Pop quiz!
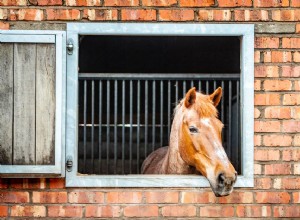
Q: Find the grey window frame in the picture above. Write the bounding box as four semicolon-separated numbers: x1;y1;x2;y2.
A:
66;23;254;187
0;30;66;177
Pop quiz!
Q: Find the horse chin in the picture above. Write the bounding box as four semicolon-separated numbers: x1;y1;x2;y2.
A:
211;186;234;197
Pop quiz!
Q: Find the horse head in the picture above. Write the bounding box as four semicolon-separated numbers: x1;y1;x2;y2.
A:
179;87;237;196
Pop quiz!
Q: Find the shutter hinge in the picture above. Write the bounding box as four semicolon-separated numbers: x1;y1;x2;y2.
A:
66;156;73;172
66;39;74;55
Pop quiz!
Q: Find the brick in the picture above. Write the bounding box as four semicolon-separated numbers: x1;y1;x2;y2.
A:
254;121;280;132
0;21;9;29
293;192;300;203
0;0;26;6
143;0;177;6
254;149;280;161
107;192;142;203
181;192;216;203
48;206;83;218
282;149;300;161
11;205;46;217
0;9;8;19
83;9;118;20
32;192;67;203
0;179;8;189
35;0;62;5
265;164;291;175
283;94;300;105
255;24;295;33
274;206;300;217
200;206;234;217
162;205;196;217
282;37;300;48
294;51;300;62
254;80;261;90
145;191;178;203
235;10;268;21
263;51;271;63
292;107;300;119
218;0;252;7
49;178;65;189
46;9;80;20
254;51;260;63
219;192;253;203
159;10;194;21
294;163;300;174
255;192;290;203
10;179;46;189
255;66;279;77
121;9;156;21
254;163;262;174
272;10;300;21
265;107;291;119
236;205;271;217
255;178;272;189
296;80;300;91
124;205;159;217
254;93;280;106
104;0;139;6
297;24;300;33
295;135;300;146
281;178;300;189
254;0;289;7
86;205;121;218
254;108;261;118
67;0;101;6
0;206;8;217
282;66;300;77
180;0;214;7
254;135;261;146
255;37;279;48
0;192;29;203
271;51;292;63
282;120;300;132
263;135;292;146
198;10;231;21
263;80;292;91
69;191;104;203
291;0;300;6
9;9;43;21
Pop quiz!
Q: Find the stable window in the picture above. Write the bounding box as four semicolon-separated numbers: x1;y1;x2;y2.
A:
66;23;254;187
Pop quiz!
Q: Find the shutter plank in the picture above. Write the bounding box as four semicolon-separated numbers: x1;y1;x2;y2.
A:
0;44;14;165
13;44;36;165
36;44;56;165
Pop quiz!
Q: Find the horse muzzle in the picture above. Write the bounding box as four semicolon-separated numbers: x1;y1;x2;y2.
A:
211;172;237;197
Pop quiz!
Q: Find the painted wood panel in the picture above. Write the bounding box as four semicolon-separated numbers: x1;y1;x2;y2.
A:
0;44;14;165
36;44;56;165
13;44;36;165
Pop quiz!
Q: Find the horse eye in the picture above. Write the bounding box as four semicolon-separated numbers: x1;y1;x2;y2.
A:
189;126;198;133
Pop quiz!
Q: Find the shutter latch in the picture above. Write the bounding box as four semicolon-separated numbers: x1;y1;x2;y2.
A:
66;156;73;172
66;39;74;55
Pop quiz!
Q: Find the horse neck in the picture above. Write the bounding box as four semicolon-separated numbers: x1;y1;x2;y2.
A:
162;105;192;174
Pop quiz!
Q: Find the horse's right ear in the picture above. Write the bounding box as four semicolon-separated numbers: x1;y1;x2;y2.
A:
185;87;197;108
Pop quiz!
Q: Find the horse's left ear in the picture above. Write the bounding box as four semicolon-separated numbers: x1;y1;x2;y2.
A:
210;87;222;107
185;87;197;108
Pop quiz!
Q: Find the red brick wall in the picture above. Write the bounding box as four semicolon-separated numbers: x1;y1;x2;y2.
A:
0;0;299;218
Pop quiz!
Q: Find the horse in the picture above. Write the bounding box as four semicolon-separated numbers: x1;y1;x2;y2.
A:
141;87;237;197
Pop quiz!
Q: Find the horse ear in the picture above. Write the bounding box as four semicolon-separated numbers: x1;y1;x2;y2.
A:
210;87;222;107
185;87;197;108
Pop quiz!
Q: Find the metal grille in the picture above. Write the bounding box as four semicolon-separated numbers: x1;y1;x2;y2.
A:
78;74;240;175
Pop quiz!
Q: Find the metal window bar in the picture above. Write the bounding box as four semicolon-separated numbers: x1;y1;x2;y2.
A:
78;73;240;175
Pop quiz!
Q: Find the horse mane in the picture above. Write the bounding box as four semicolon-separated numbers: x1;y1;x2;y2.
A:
173;92;218;118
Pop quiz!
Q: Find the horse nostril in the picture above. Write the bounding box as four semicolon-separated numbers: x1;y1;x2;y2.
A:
218;173;225;186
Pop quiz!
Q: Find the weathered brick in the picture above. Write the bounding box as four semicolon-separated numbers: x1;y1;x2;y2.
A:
254;121;280;132
263;80;292;91
255;178;272;189
297;24;300;33
265;164;291;175
282;66;300;77
256;192;290;203
271;51;292;63
274;206;300;217
254;108;261;118
124;205;159;217
0;206;8;217
254;135;261;146
254;80;261;90
255;24;295;33
254;163;262;175
198;10;231;21
143;0;177;6
162;205;196;217
0;9;8;19
254;51;260;63
10;179;47;189
293;51;300;62
272;10;300;21
0;192;29;203
32;192;67;203
200;206;234;217
295;80;300;91
280;178;300;189
180;0;214;7
181;192;216;203
35;0;62;5
11;205;46;217
218;0;252;7
0;21;9;29
283;94;300;105
121;9;156;21
293;192;300;203
104;0;139;6
263;135;292;146
48;206;83;218
254;149;280;161
159;10;194;21
254;93;280;106
9;9;44;21
49;179;65;189
264;107;291;119
294;163;300;175
255;37;279;48
282;120;300;132
254;0;289;7
145;191;179;203
255;66;279;77
291;0;300;6
0;0;26;6
66;0;101;6
263;51;271;63
69;191;104;203
235;10;268;21
282;149;300;161
236;205;271;217
83;9;118;20
295;135;300;146
219;192;253;203
107;192;142;203
85;205;121;218
46;9;80;20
